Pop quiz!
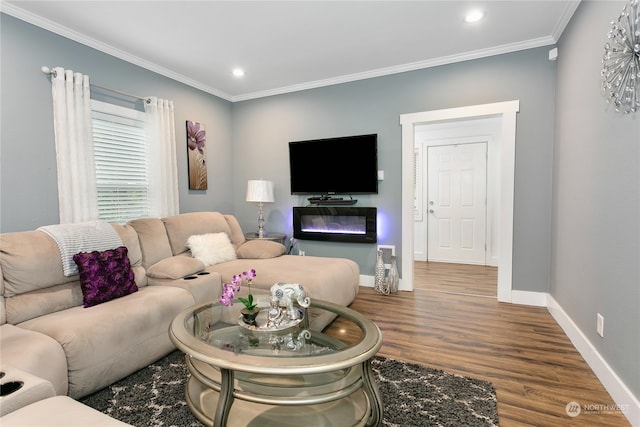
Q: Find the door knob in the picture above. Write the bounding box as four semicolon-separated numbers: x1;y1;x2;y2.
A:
429;209;434;214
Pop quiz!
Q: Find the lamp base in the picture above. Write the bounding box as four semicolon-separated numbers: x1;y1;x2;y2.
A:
257;202;265;238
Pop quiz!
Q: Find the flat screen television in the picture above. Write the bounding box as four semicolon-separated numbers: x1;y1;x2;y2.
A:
289;134;378;195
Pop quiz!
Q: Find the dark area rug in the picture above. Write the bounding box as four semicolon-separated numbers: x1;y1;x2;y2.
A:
81;350;499;427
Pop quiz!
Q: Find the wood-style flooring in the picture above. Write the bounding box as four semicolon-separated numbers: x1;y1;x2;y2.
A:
325;261;631;427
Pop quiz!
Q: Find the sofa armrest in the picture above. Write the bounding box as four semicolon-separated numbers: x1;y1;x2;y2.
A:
147;271;221;305
146;255;205;279
0;365;56;416
236;240;286;259
0;324;68;396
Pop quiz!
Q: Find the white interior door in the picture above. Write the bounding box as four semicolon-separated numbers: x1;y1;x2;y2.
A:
427;142;487;264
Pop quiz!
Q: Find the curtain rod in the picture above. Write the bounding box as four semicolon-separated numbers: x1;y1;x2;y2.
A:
41;66;150;104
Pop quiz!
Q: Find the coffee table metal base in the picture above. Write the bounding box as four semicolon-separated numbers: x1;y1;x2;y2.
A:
184;356;382;427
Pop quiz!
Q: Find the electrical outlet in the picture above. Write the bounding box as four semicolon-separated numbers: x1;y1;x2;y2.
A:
377;245;395;268
596;313;604;337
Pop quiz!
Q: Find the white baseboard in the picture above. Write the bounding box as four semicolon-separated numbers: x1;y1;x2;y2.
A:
547;294;640;427
511;290;548;307
360;274;411;291
360;275;374;287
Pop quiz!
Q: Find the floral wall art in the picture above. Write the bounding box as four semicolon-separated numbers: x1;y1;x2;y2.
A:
186;120;207;190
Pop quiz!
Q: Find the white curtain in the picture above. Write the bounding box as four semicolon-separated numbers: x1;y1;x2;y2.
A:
50;67;98;224
145;97;179;217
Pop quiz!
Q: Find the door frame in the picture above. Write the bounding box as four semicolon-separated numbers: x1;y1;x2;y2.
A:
400;101;519;302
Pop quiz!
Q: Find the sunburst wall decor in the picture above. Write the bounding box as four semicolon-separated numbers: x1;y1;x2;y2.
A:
601;0;640;114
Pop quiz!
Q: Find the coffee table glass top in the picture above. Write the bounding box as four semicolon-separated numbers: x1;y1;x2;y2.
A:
170;298;382;374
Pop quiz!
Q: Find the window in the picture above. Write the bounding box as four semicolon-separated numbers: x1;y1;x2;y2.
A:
91;100;149;223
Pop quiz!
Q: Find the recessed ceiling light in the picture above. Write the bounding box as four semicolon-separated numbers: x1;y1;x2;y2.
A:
232;68;245;78
464;10;484;23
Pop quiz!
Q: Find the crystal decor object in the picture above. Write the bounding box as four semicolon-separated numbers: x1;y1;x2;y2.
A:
601;0;640;113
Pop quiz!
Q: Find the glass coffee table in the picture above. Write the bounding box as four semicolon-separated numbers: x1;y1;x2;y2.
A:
169;298;383;427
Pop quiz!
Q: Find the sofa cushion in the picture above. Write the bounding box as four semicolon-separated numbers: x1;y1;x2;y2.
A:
127;217;173;269
146;255;205;279
18;286;194;399
223;214;247;249
0;231;74;297
73;247;138;308
236;240;286;259
163;212;232;255
111;224;143;269
112;223;147;288
5;282;83;325
187;233;237;266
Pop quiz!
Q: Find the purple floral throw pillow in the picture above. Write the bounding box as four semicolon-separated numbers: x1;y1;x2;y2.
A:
73;246;138;308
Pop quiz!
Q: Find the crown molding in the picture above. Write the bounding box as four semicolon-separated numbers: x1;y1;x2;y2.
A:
231;36;557;102
551;0;581;42
2;1;570;104
1;2;234;101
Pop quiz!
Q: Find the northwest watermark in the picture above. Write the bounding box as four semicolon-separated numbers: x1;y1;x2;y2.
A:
565;401;629;417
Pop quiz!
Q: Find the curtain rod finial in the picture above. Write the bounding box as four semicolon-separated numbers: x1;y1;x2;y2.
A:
41;66;51;74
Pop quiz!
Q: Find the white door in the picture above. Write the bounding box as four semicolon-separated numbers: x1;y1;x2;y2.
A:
427;142;487;264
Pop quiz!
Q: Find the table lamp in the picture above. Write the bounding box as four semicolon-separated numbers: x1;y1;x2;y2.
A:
246;180;275;238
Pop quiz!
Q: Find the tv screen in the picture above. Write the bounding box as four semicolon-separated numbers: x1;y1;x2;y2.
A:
289;134;378;195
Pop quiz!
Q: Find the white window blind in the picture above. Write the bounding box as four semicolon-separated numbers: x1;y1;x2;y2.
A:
91;100;149;223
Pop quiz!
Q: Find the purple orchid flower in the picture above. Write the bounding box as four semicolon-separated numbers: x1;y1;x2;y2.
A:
187;121;206;155
243;269;256;282
231;274;242;292
219;283;235;306
218;269;258;311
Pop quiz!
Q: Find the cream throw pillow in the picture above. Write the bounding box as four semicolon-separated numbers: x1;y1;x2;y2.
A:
187;233;237;267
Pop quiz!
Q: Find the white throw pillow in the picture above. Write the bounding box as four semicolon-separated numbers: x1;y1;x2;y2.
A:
187;233;237;267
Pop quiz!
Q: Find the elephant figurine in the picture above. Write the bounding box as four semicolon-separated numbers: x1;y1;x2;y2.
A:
270;283;311;320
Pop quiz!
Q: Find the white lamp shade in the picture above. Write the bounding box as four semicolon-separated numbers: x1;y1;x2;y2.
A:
246;180;275;203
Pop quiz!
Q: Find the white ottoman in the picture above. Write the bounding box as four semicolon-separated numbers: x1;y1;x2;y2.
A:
1;396;133;426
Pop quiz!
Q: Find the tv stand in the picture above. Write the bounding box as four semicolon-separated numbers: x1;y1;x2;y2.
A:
307;196;357;206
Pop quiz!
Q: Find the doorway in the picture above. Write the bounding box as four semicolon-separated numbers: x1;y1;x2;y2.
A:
400;101;520;302
415;136;491;264
427;142;487;263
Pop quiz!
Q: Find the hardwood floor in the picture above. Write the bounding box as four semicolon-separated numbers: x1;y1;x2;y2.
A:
325;262;630;427
413;261;497;298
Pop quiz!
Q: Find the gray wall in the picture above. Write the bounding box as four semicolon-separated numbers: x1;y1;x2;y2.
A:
232;46;557;287
552;1;640;399
0;13;234;232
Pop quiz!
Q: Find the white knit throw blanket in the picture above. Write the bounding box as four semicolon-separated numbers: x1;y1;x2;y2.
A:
38;220;123;276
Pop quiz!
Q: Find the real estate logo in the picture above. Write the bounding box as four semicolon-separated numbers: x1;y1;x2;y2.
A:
565;401;582;417
565;401;629;418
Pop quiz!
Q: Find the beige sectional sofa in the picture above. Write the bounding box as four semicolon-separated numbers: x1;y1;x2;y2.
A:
130;212;360;329
0;211;360;419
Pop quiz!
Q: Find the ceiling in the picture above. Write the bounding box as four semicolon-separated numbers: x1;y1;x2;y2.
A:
2;1;580;102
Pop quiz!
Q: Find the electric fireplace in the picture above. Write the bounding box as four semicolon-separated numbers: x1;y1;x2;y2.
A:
293;207;377;243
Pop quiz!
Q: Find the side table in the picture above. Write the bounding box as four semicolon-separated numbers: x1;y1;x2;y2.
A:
244;232;286;245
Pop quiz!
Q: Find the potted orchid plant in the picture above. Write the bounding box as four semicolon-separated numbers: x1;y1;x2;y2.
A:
219;269;259;324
